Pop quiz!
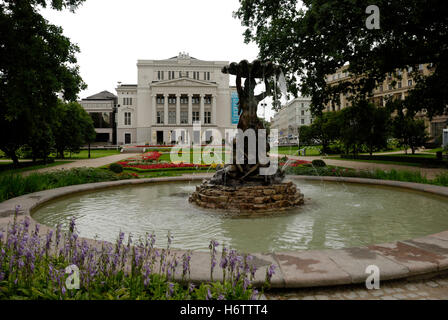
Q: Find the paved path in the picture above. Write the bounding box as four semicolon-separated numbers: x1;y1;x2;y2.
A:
22;153;139;175
266;273;448;300
274;154;447;180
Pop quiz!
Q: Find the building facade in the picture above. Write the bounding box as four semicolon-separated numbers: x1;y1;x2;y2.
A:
325;64;448;142
79;91;117;144
270;97;313;143
116;53;238;145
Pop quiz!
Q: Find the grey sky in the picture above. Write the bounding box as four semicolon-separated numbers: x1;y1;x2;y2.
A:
40;0;279;119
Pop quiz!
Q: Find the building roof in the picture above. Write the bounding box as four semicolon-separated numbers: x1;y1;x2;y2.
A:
84;90;117;100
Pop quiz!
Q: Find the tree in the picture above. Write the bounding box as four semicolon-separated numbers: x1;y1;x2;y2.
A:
297;125;313;146
338;100;391;156
309;112;340;154
235;0;448;117
392;106;429;154
0;0;86;165
53;101;95;158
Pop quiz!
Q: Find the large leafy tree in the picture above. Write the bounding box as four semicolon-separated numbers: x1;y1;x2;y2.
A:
235;0;448;117
0;0;86;165
53;101;95;158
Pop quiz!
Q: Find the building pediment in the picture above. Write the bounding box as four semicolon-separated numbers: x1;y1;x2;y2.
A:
151;78;217;88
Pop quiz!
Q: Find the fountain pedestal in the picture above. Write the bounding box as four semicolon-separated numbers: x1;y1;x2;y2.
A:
189;181;304;214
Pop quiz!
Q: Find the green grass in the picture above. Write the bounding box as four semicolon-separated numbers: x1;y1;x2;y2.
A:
324;156;422;167
53;149;121;160
275;146;322;156
0;161;74;175
0;168;135;203
426;147;444;153
286;165;448;187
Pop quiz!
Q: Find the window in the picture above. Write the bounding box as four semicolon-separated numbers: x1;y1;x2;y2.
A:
157;71;165;80
419;64;424;71
168;96;176;104
124;112;131;126
192;97;200;104
193;71;199;80
388;84;393;90
179;71;182;78
168;111;176;124
301;119;305;125
186;71;189;78
180;96;189;104
123;97;132;105
192;111;200;122
157;111;164;124
204;96;212;104
204;111;211;124
398;81;402;89
156;96;165;104
301;110;305;116
180;111;188;124
204;72;210;81
408;79;413;87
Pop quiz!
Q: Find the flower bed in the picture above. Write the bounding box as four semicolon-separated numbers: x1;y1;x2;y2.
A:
0;213;275;300
118;162;209;170
279;160;312;167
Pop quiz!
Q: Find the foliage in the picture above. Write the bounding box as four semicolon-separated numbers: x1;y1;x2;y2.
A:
0;217;275;300
339;100;391;156
108;163;123;174
0;0;86;165
235;0;448;118
391;101;429;154
285;166;448;187
0;168;133;203
311;160;326;167
308;112;340;154
53;101;96;159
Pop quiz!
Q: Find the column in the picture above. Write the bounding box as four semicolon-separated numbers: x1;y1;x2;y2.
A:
164;94;168;125
176;94;181;125
212;94;217;125
188;94;193;125
200;94;205;125
152;95;156;125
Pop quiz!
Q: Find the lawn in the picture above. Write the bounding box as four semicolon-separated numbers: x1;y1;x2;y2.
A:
0;160;74;175
53;149;121;159
275;146;322;156
324;156;422;167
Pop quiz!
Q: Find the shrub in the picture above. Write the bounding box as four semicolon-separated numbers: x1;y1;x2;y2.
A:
0;168;132;203
312;159;327;167
109;163;123;173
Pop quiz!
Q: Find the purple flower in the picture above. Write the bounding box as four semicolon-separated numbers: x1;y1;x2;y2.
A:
251;289;259;300
188;283;195;293
206;288;212;300
218;294;225;300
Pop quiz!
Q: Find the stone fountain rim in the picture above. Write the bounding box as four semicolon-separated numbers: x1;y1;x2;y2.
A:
1;174;448;289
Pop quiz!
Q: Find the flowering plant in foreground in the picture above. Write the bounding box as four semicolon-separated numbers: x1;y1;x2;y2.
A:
0;208;275;300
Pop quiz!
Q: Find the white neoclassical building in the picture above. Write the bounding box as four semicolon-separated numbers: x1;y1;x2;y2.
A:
270;97;313;143
116;53;238;145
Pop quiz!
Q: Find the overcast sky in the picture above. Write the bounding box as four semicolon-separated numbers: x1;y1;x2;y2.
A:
40;0;279;119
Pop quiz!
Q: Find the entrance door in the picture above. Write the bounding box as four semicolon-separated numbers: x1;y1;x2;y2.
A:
157;131;164;145
125;133;131;144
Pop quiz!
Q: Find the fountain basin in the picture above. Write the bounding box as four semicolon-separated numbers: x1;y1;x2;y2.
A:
2;175;448;289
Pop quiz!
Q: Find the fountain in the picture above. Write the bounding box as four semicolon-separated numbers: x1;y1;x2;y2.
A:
189;60;304;213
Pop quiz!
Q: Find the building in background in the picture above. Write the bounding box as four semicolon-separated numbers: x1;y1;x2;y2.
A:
79;91;118;145
325;64;448;143
270;97;313;144
116;52;238;145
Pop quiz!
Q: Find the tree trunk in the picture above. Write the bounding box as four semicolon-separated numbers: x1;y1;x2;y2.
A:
88;143;91;159
10;152;19;167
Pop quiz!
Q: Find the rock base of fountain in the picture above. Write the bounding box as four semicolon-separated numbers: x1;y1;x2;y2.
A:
189;180;304;213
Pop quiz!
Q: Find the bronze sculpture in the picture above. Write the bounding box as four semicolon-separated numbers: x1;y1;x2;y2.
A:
209;59;285;186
